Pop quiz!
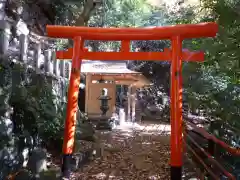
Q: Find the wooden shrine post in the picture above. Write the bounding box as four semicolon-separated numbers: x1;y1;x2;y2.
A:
46;22;218;180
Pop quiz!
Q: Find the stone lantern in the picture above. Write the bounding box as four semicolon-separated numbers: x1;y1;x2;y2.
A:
98;88;111;116
96;88;114;130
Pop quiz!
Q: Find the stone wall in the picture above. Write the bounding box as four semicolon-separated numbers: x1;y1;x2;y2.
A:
0;1;71;178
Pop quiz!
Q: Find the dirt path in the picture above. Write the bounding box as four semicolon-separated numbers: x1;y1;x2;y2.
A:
74;123;171;180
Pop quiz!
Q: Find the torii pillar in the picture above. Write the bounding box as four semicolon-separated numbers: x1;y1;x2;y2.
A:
46;22;218;180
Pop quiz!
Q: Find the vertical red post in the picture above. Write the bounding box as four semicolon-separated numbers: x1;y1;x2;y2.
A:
170;36;183;180
62;36;83;178
121;40;130;52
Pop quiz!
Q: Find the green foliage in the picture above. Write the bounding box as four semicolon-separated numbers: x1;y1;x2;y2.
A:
0;62;60;149
46;0;85;25
0;58;96;154
5;64;66;148
86;0;157;51
179;0;240;131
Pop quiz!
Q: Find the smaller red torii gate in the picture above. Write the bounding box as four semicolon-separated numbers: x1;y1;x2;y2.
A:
46;22;218;180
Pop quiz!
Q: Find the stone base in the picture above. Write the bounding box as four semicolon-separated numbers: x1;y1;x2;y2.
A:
95;117;115;131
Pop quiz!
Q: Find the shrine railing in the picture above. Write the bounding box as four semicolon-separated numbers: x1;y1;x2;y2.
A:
184;120;240;180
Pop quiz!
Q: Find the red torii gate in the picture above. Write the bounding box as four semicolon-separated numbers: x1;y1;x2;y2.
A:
46;22;218;180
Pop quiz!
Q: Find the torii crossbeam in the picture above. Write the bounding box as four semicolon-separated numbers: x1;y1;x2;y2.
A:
56;47;204;61
46;22;218;180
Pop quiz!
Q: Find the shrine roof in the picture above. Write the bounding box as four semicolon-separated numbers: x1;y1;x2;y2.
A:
80;60;140;74
76;60;151;87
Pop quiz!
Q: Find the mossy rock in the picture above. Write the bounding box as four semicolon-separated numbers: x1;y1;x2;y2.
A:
14;169;32;180
39;167;61;180
74;139;102;158
76;120;95;142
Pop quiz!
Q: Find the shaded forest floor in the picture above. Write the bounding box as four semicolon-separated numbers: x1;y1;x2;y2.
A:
72;122;171;180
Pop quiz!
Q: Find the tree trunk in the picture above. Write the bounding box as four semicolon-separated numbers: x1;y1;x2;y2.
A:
75;0;99;26
69;0;100;46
